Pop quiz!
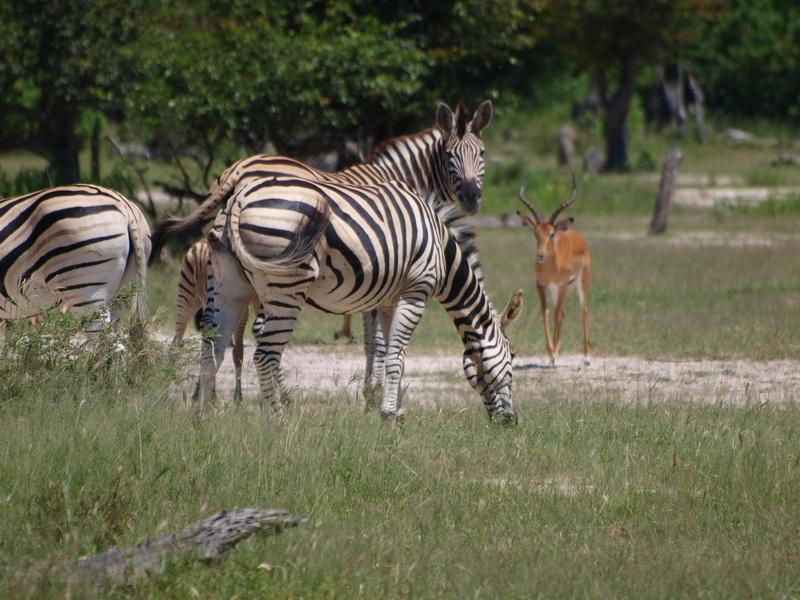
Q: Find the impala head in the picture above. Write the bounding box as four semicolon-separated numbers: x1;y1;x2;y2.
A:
435;100;493;215
516;175;578;263
462;290;524;424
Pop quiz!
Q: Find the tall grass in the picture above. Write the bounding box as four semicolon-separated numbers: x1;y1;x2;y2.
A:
3;102;800;598
2;367;799;598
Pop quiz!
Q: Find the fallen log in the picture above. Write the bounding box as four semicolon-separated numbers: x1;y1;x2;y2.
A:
4;508;306;592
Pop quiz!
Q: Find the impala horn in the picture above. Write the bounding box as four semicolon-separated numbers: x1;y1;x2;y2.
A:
518;175;544;224
548;172;578;224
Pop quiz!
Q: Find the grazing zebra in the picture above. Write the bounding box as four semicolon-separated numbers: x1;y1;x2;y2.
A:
150;100;493;396
0;184;150;337
173;238;258;404
199;176;523;425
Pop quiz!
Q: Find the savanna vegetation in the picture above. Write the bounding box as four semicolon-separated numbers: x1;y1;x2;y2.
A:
2;0;800;598
3;101;800;597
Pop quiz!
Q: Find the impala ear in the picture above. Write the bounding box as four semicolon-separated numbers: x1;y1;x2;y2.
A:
500;290;524;329
517;211;535;228
555;217;574;231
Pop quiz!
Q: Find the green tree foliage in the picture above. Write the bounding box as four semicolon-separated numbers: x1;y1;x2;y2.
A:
535;0;725;170
688;0;800;119
125;0;539;192
0;0;146;184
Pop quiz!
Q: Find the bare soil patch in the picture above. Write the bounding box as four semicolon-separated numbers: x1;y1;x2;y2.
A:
188;338;799;412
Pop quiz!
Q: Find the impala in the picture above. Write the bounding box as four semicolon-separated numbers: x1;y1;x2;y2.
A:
517;177;591;366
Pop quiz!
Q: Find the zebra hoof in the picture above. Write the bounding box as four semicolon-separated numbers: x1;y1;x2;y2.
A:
380;411;404;427
492;411;519;426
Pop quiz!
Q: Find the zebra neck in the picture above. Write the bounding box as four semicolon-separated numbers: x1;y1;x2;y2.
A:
350;128;451;202
436;236;497;345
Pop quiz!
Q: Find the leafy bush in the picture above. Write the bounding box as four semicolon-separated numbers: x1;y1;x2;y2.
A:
0;288;193;409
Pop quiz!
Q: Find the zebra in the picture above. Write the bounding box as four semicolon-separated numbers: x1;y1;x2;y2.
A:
150;100;493;399
198;176;524;424
0;184;150;338
150;100;492;257
173;237;258;404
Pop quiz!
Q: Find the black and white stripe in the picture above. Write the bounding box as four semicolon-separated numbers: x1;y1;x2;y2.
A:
153;100;493;398
173;238;257;404
199;176;523;424
0;184;150;334
150;100;493;260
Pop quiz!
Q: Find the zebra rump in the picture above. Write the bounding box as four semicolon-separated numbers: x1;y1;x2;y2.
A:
0;184;150;334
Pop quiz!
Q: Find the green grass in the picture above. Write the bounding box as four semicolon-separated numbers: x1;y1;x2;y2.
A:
2;358;799;598
148;211;800;362
3;104;800;598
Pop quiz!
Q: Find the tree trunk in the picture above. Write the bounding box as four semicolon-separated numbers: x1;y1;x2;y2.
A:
600;58;638;172
91;118;101;181
650;145;683;234
48;108;81;184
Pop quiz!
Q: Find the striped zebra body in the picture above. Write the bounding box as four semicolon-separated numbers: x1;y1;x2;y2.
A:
150;100;493;259
173;238;259;404
154;101;492;400
200;176;523;424
0;184;150;335
173;238;212;344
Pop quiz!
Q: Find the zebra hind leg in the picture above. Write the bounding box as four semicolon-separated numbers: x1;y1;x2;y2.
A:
252;302;307;424
361;310;383;411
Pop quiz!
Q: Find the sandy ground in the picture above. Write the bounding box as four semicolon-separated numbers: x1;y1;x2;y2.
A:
164;175;800;413
177;335;800;413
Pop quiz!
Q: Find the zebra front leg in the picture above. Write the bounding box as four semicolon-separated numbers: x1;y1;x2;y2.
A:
380;296;426;424
362;309;387;410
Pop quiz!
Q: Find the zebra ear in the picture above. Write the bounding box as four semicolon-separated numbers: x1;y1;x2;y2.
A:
436;102;454;132
471;100;493;134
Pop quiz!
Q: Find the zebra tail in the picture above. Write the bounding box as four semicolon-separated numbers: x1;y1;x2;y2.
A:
148;186;236;266
229;203;331;276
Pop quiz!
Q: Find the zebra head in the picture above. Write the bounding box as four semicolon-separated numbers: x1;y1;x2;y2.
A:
462;290;524;424
435;100;493;215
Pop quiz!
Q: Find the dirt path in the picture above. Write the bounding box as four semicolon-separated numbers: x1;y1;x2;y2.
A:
182;337;799;411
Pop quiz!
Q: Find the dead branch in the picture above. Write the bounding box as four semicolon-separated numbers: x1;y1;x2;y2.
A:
4;508;306;593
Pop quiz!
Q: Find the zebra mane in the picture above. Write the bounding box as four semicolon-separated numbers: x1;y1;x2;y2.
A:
430;198;482;280
365;127;440;164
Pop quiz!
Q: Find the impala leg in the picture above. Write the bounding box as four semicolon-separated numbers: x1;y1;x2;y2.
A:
577;268;591;366
552;286;568;362
537;284;556;364
335;314;354;341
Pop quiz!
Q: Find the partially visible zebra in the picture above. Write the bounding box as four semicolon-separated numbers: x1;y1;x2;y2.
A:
150;100;492;258
0;184;150;337
150;100;493;395
173;238;258;404
199;176;523;424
